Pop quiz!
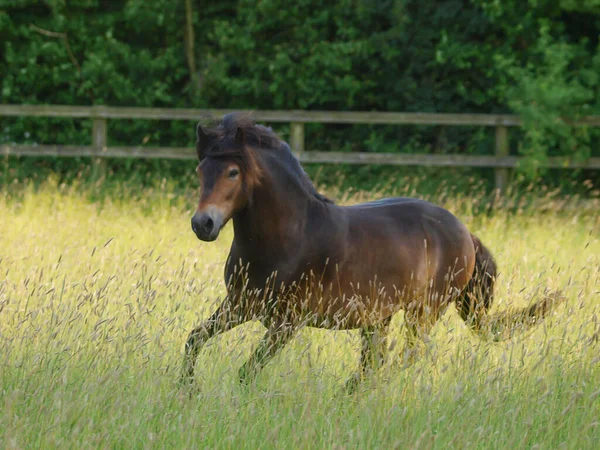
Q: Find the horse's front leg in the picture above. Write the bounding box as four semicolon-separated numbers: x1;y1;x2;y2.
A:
180;299;241;386
238;320;297;386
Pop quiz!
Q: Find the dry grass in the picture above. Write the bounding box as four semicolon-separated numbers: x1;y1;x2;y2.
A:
0;179;599;449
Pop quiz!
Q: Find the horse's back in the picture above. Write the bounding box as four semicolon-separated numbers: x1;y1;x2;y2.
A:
340;196;476;299
345;196;425;209
344;197;469;242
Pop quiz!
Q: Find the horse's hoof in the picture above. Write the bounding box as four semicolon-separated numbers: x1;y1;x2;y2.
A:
344;374;362;394
178;371;194;386
238;366;252;387
177;378;199;399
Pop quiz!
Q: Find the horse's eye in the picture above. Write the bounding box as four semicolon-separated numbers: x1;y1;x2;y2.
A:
228;169;240;179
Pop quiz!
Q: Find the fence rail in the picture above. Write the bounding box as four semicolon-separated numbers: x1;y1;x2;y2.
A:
2;104;600;192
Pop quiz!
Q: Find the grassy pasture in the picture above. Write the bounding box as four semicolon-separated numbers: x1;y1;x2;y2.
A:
0;180;599;449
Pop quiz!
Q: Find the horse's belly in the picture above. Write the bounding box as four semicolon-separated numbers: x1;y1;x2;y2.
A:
298;237;470;329
301;279;413;329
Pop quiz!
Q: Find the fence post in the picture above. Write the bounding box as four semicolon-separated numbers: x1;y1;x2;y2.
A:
92;118;107;150
290;122;305;156
91;117;107;180
494;125;509;194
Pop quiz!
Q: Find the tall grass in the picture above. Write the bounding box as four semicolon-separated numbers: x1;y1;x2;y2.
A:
0;179;598;449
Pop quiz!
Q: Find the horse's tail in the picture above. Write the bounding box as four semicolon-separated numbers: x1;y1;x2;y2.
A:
456;234;565;341
456;233;497;328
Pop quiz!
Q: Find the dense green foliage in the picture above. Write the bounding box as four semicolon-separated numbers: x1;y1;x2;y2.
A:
1;0;599;188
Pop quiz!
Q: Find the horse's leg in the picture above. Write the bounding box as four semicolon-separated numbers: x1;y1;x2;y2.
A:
401;318;420;367
400;302;439;367
360;316;392;374
238;320;297;386
180;300;240;386
346;316;392;392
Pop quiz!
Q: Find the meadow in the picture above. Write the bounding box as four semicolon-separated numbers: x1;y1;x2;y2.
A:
0;177;599;449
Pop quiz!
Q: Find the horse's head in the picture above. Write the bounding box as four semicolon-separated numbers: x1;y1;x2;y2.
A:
191;117;262;242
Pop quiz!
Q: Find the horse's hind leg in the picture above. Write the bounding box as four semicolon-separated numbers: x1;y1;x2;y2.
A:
360;316;393;373
400;303;439;368
401;319;421;367
346;316;392;392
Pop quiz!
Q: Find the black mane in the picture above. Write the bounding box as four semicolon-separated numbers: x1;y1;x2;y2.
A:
202;113;333;204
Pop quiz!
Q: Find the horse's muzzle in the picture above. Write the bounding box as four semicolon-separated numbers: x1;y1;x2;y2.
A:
191;210;223;242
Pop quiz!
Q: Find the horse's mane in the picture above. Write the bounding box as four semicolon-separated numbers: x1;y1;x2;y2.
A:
201;113;333;204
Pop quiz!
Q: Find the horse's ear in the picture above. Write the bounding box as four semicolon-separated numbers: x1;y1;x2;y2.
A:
235;126;245;143
196;123;215;161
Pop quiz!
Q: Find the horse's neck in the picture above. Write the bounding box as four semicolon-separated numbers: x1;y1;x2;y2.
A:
233;184;308;250
232;164;327;256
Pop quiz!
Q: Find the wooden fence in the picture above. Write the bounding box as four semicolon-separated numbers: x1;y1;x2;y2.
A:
2;104;600;192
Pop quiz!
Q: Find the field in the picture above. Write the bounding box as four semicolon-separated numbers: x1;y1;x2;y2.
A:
1;179;599;449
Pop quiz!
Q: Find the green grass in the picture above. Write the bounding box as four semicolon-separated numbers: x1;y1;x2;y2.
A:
0;179;599;449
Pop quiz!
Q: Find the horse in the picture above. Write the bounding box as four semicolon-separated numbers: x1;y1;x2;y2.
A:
179;112;521;391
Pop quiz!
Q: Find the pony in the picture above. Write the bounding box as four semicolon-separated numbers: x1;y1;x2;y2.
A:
180;113;560;391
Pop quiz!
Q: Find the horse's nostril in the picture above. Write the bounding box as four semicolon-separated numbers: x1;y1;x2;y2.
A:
192;213;218;239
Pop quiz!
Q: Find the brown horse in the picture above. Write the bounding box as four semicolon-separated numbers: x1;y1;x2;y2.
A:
181;113;498;390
